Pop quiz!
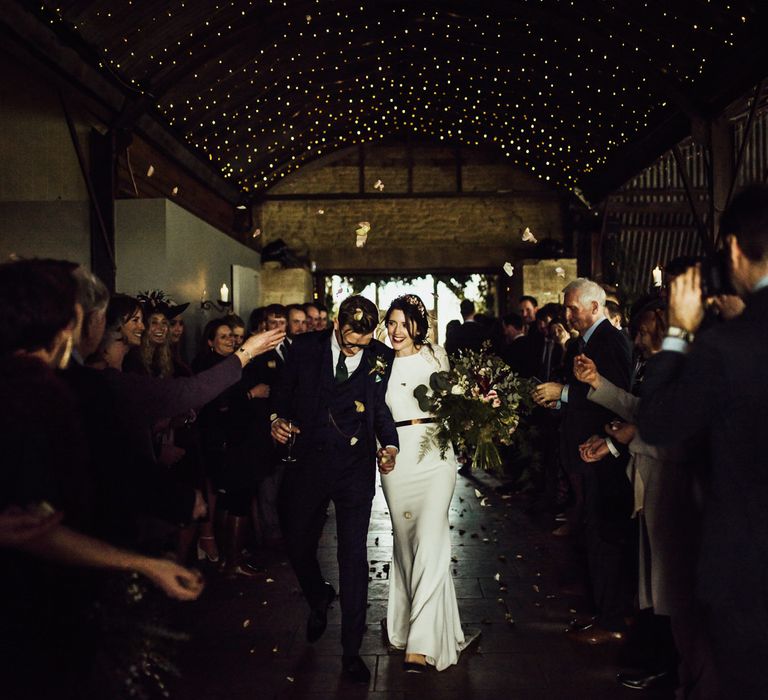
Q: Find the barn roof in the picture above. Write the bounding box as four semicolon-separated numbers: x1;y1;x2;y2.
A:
8;0;768;202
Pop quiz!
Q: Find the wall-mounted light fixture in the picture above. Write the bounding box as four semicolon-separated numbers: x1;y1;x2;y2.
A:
200;283;233;313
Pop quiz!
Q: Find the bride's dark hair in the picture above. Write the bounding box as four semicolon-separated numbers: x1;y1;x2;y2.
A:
384;294;430;347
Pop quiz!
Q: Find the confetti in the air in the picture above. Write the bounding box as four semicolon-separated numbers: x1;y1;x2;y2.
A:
317;208;325;215
350;437;359;446
355;221;370;247
374;179;384;191
242;619;251;628
474;489;483;498
555;266;566;278
171;186;179;196
252;228;261;238
521;227;537;243
146;165;155;177
503;262;514;277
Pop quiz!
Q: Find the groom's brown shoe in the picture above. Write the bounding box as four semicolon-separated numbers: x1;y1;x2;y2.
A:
306;581;336;642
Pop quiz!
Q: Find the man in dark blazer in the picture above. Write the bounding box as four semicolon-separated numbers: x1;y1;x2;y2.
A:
271;295;398;684
249;304;288;545
445;299;488;356
534;278;633;642
638;185;768;699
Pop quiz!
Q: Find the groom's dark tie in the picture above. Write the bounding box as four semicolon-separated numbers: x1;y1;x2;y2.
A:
334;351;349;384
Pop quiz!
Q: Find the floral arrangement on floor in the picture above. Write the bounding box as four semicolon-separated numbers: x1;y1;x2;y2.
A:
414;344;535;474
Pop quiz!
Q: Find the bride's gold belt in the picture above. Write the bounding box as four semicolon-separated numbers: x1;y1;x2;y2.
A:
394;418;437;428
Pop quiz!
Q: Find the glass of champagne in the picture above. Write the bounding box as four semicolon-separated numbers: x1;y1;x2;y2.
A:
282;420;297;463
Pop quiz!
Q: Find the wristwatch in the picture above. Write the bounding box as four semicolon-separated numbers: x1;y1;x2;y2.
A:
666;326;695;343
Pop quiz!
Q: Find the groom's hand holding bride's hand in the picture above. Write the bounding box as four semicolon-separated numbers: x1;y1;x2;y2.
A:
271;418;299;444
377;447;397;474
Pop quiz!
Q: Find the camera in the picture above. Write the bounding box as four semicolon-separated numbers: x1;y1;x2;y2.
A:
665;250;735;297
699;249;736;297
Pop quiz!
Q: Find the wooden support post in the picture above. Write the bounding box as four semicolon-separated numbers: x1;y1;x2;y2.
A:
672;144;711;252
727;80;763;212
707;115;734;247
89;130;117;292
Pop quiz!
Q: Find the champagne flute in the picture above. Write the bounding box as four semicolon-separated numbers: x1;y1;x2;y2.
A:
282;420;297;463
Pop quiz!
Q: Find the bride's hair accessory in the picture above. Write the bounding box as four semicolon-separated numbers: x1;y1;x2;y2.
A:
402;294;427;318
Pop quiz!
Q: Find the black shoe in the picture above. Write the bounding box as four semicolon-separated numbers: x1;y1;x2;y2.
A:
564;615;596;633
617;669;675;691
306;581;336;643
342;655;371;684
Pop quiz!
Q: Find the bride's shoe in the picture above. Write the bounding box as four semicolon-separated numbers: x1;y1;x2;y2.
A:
403;653;427;673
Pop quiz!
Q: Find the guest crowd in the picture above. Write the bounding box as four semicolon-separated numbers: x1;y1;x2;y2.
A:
2;185;767;699
457;185;765;700
0;263;339;698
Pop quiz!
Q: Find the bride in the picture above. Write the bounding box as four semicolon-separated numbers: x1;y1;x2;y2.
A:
380;294;475;672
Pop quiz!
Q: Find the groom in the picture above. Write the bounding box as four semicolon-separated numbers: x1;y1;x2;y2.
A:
271;295;398;684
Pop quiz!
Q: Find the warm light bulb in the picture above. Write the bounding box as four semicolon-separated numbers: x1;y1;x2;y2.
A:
220;283;230;303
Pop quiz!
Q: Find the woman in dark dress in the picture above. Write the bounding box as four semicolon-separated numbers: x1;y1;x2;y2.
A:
193;319;268;576
0;259;204;700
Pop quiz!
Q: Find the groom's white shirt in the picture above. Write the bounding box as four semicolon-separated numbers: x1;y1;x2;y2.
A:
331;330;365;375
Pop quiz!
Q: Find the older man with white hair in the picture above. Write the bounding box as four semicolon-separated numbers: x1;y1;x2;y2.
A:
533;277;633;644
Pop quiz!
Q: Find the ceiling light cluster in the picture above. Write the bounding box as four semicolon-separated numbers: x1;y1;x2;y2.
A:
40;0;759;195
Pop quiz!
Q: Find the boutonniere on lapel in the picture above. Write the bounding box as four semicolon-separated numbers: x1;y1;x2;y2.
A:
368;355;388;383
267;360;277;369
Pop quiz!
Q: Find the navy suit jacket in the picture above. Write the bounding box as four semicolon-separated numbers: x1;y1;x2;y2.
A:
638;287;768;606
445;320;488;357
561;319;633;466
271;329;399;462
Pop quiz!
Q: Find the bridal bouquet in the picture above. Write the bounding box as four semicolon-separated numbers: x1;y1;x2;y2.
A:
413;345;534;474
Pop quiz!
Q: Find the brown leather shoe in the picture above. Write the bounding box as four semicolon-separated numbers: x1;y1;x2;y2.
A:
568;625;624;645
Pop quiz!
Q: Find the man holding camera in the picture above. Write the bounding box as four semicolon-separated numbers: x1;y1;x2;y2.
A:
638;185;768;699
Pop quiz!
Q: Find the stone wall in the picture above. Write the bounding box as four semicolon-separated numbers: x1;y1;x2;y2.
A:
256;144;566;274
260;263;314;306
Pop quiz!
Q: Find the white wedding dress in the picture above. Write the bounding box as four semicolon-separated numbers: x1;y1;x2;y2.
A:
382;344;466;671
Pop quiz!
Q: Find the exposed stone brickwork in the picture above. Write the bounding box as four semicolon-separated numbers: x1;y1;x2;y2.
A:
257;145;565;272
261;263;314;306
